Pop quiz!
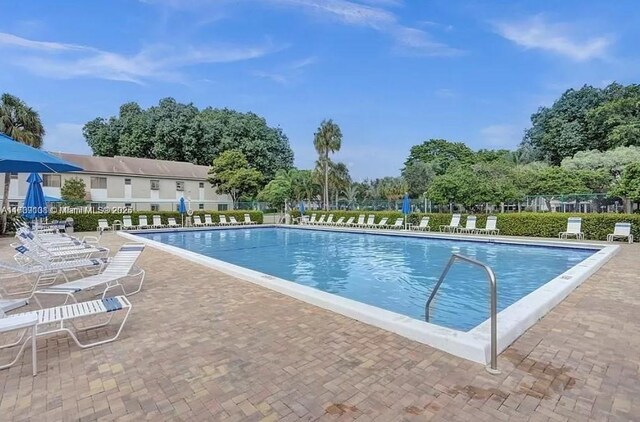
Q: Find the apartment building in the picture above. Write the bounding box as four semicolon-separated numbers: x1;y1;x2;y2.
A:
3;153;232;211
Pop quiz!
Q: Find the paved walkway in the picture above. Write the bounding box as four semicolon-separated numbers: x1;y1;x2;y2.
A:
0;232;638;421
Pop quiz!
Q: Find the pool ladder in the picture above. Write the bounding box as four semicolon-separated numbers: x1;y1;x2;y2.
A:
425;253;500;374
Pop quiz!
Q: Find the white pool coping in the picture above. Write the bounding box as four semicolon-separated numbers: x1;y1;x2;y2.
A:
119;225;619;365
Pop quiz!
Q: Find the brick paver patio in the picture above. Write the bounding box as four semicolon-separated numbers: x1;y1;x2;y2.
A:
0;232;639;421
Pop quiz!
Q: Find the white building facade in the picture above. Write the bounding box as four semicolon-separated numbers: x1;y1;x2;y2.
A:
3;153;233;212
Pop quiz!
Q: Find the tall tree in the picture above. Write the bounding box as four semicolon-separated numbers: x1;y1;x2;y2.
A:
402;160;436;198
313;119;342;210
404;139;474;175
611;162;640;207
0;93;45;233
208;150;262;206
84;98;294;182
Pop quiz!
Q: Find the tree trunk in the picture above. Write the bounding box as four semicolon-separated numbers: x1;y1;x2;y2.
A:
323;155;329;211
1;173;10;234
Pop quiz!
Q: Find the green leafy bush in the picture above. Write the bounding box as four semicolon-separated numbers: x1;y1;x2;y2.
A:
292;211;639;241
42;210;263;232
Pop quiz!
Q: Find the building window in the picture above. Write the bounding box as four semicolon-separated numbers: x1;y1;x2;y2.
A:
198;203;204;210
199;182;204;188
176;181;185;191
150;204;160;211
217;204;228;211
9;201;18;208
43;174;61;187
90;177;107;189
10;173;18;180
150;180;160;190
124;178;131;185
91;202;107;211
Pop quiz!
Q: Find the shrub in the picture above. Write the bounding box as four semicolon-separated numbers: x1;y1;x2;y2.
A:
293;211;639;241
40;210;263;232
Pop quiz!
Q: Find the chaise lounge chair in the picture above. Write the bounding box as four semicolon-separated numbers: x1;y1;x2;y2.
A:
475;216;499;235
559;217;584;240
364;215;376;228
122;215;135;230
0;295;132;375
607;222;633;244
244;214;257;225
439;214;461;232
137;216;150;230
372;217;389;229
152;215;166;228
410;216;430;231
35;244;146;304
193;215;205;227
167;217;180;228
387;218;405;229
204;215;217;226
97;219;111;233
457;216;477;234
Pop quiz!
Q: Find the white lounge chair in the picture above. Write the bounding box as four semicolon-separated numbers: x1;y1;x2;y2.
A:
388;218;405;229
244;214;257;225
229;216;241;225
15;233;109;260
410;216;431;231
354;214;365;227
167;217;180;228
607;222;633;244
343;217;355;227
122;215;135;230
97;219;111;232
204;215;217;226
559;217;584;240
476;216;499;235
35;244;145;303
307;214;317;225
0;295;132;375
137;216;150;230
218;215;231;226
314;215;326;226
457;216;477;234
440;214;461;232
152;215;166;228
364;215;376;228
373;217;389;229
193;215;205;227
333;217;345;226
324;214;334;225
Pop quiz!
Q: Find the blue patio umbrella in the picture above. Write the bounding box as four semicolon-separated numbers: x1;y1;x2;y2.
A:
0;133;83;173
401;193;411;229
299;201;305;215
178;197;187;226
22;173;48;223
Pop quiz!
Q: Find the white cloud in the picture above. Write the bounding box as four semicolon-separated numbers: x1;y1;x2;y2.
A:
0;32;282;84
253;56;318;85
266;0;461;56
44;123;92;154
480;124;521;148
494;15;613;61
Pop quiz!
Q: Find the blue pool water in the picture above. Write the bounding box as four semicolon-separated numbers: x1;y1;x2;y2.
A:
137;228;595;331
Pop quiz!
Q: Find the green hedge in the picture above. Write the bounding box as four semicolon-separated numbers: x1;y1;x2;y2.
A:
293;211;639;242
40;210;263;232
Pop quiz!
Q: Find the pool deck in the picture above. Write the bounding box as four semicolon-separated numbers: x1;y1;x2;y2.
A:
1;231;639;421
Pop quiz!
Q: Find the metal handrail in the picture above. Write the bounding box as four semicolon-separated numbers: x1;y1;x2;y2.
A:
425;254;500;374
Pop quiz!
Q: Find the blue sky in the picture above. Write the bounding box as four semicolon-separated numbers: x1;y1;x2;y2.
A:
1;1;638;180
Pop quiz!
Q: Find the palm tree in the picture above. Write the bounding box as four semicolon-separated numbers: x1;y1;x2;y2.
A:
313;119;342;210
342;183;361;209
0;94;45;233
328;161;351;207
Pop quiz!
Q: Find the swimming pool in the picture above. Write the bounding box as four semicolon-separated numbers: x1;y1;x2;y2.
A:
135;227;595;331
